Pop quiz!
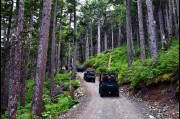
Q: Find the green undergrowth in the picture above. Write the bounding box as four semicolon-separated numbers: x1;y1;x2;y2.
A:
84;40;179;89
55;73;80;90
42;92;77;118
1;73;79;119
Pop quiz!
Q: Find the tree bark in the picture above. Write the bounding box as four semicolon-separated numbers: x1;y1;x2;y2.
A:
172;0;179;40
1;0;13;113
56;16;62;74
104;28;107;51
117;25;122;47
8;0;24;118
50;0;57;96
166;4;170;43
166;1;173;48
136;28;140;48
111;22;114;50
137;0;146;60
169;0;173;47
97;18;101;56
6;0;14;45
20;6;33;107
126;0;132;67
68;14;72;72
146;0;158;61
158;1;166;50
129;16;136;57
90;19;93;56
164;10;168;31
85;24;89;60
176;0;179;26
56;27;61;74
31;0;51;117
79;42;83;63
72;0;77;79
68;40;71;71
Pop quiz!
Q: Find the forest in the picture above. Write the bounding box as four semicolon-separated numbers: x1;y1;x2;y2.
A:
1;0;179;118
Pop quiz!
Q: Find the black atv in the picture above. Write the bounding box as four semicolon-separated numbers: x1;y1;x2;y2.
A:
99;72;119;97
76;64;85;72
84;68;96;82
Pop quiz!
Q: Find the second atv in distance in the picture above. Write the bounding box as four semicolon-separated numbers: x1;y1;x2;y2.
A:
84;68;96;82
99;72;119;97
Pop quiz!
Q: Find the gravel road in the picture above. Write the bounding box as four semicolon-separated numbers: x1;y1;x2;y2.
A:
57;72;148;119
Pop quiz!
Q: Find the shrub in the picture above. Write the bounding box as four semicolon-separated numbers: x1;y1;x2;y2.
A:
42;93;77;118
71;79;80;89
84;40;179;88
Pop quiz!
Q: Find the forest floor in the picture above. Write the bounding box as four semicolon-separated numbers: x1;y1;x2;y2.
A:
56;72;179;119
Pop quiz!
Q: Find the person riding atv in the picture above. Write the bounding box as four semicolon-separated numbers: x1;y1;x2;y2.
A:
99;72;119;97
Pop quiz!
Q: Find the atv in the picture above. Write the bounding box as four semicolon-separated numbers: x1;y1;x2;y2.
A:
84;68;96;82
99;72;119;97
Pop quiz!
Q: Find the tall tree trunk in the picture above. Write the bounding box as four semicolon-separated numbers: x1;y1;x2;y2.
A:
164;11;168;31
68;41;71;71
101;34;104;51
117;25;122;47
50;0;57;96
1;0;13;113
8;0;24;118
68;14;72;72
158;1;166;50
172;0;179;40
20;6;33;107
169;0;173;47
166;4;170;42
166;2;173;48
146;0;158;61
136;28;140;48
130;16;136;57
137;0;146;60
126;0;132;67
104;28;107;51
97;18;101;56
72;0;77;79
7;0;14;45
131;32;136;57
176;0;179;26
111;22;114;50
1;27;6;113
31;0;51;116
80;42;83;63
56;20;62;74
90;20;93;56
85;24;89;60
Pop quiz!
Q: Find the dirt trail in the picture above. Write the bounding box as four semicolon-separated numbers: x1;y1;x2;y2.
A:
78;72;146;119
58;72;147;119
